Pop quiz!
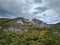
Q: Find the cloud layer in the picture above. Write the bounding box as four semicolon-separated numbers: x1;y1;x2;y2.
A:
0;0;60;24
0;0;34;18
35;0;60;24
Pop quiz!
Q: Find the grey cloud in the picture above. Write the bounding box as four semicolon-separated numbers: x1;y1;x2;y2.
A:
34;0;42;3
0;0;45;18
0;0;34;18
44;0;60;14
43;0;60;22
33;11;39;14
33;7;48;14
0;0;23;17
35;7;48;13
35;0;60;23
35;0;60;16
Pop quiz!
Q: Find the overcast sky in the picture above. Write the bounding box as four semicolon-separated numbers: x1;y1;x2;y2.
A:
0;0;60;24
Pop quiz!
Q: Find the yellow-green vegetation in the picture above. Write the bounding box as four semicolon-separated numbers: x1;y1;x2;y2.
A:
0;18;10;26
0;18;60;45
0;28;60;45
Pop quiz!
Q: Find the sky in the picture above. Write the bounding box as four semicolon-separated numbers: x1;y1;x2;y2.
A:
0;0;60;24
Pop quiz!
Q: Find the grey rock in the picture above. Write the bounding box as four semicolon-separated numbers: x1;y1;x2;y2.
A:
4;17;48;32
31;19;47;28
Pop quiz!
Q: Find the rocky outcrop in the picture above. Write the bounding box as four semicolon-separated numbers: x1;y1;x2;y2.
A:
31;19;47;28
3;17;48;32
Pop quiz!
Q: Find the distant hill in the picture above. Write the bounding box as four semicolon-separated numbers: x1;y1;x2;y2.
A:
0;18;60;45
50;22;60;31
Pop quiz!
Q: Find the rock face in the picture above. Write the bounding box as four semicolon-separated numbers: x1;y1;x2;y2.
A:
4;17;47;32
31;19;47;28
6;17;32;25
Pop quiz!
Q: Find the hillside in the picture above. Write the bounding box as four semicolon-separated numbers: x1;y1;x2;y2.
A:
0;17;60;45
0;27;60;45
0;17;47;32
0;18;10;26
0;17;60;31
